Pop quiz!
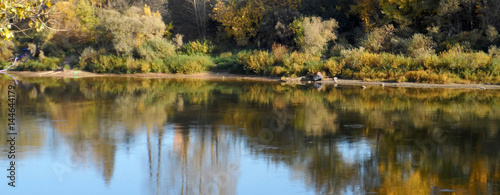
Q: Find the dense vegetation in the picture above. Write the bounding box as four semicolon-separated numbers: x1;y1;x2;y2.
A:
2;0;500;83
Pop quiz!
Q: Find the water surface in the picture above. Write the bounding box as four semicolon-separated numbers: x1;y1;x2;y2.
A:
0;76;499;194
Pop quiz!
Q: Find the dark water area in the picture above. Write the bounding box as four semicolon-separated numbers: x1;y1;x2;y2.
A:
0;76;499;194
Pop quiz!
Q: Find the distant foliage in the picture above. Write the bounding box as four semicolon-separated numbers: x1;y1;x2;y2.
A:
211;0;264;46
257;9;301;48
361;25;396;53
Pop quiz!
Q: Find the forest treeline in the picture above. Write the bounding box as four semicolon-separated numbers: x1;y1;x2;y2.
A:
1;0;500;83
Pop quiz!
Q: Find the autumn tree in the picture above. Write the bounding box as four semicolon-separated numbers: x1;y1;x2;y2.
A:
99;5;166;56
291;16;338;55
0;0;54;40
211;0;264;46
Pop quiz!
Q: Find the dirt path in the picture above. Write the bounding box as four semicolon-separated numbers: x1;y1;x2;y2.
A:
8;70;500;89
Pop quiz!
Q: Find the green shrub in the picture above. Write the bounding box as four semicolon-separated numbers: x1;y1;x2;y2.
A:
17;57;61;71
87;55;127;73
237;50;274;74
165;55;214;74
182;40;213;55
135;38;176;60
78;47;98;70
305;60;325;76
213;54;239;72
280;51;320;76
1;61;12;70
63;64;71;71
406;34;436;57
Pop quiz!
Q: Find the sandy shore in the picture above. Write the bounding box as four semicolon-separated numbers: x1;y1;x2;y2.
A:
8;70;500;89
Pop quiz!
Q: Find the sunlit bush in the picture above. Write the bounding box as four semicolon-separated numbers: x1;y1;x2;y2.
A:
281;51;320;76
406;34;436;57
100;5;166;56
237;50;275;74
323;58;343;77
182;40;213;55
166;55;214;74
272;42;288;63
291;17;338;56
135;38;176;60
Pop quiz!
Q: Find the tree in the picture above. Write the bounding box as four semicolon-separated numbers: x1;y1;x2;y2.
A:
211;0;264;46
291;16;338;55
0;0;54;40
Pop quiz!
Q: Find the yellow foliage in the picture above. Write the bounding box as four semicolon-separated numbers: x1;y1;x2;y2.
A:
211;0;264;45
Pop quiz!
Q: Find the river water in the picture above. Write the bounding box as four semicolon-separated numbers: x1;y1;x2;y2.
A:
0;76;499;194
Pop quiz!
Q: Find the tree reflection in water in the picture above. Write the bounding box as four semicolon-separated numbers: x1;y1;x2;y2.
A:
0;76;499;194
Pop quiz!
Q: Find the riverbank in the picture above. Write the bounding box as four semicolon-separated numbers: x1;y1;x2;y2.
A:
8;70;500;89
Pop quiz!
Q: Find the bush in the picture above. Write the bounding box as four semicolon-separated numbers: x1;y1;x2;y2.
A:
272;42;288;63
17;57;61;71
173;34;184;49
213;54;239;72
100;5;166;56
87;55;127;73
361;25;396;53
78;47;98;70
135;38;176;60
182;40;213;55
323;58;343;77
281;51;320;76
406;34;436;57
293;17;338;56
237;50;275;74
0;40;15;62
165;55;214;74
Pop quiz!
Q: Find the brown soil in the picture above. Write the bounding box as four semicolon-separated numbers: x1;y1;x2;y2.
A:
8;70;500;89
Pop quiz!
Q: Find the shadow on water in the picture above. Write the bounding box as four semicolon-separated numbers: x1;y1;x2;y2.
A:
0;75;499;194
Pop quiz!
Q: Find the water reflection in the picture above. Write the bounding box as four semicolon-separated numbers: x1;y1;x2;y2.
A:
0;76;499;194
